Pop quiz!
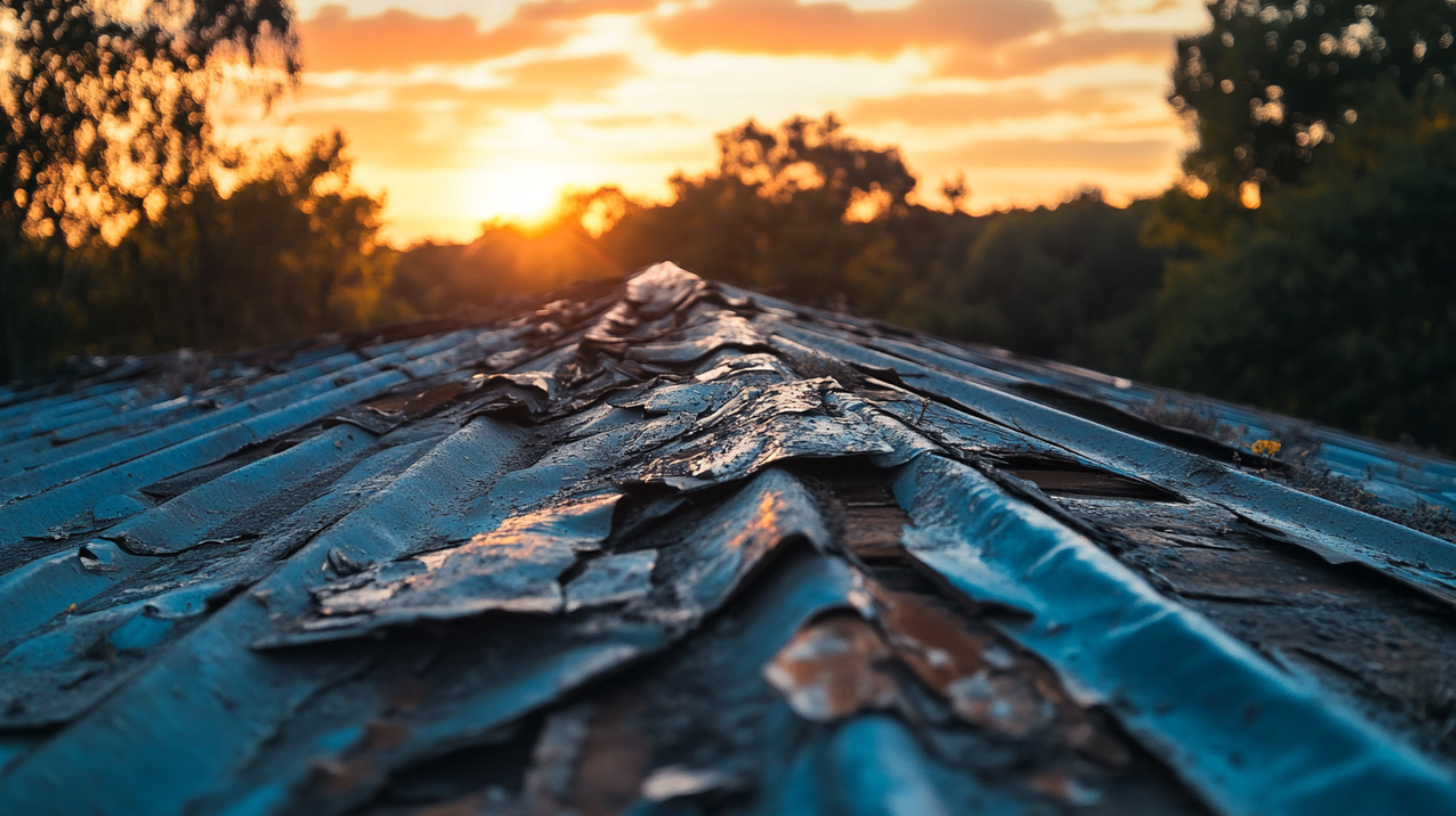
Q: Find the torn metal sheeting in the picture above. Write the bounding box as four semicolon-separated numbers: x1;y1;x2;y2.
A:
0;438;442;730
623;313;768;365
564;550;658;612
867;583;1066;742
763;581;1106;755
663;469;832;621
790;319;1456;605
0;335;494;540
893;454;1456;816
0;542;138;644
3;262;1456;815
109;424;377;555
299;493;623;636
224;533;856;816
0;421;535;813
631;380;897;489
926;334;1456;513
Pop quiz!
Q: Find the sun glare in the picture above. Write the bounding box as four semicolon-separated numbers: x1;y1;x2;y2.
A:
465;162;574;228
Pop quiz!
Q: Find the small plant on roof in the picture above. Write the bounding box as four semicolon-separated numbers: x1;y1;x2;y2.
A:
1251;439;1282;459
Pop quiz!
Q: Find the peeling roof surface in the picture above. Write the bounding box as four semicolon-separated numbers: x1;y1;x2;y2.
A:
2;263;1456;816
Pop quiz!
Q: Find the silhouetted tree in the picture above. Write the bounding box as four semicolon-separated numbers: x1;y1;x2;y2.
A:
1170;0;1455;201
79;133;402;355
1;0;298;378
908;191;1161;377
390;189;629;316
1142;1;1456;452
600;114;918;307
1147;87;1456;451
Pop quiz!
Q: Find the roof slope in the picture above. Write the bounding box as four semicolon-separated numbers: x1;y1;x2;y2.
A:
1;263;1454;815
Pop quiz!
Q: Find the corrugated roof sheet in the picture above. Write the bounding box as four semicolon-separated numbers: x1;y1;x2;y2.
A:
1;263;1454;815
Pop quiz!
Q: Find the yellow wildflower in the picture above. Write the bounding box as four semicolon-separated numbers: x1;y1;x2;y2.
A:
1251;439;1282;457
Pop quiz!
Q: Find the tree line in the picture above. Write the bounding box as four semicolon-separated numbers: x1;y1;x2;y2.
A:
3;0;1454;453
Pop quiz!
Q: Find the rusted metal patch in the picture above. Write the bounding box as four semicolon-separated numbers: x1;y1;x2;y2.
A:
763;613;900;721
894;454;1456;816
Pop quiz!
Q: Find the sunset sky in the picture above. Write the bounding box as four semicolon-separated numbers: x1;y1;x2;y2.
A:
220;0;1211;244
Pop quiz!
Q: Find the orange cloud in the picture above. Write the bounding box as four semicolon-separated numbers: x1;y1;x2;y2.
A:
383;54;636;108
582;113;690;128
931;138;1175;172
515;0;661;23
299;2;668;73
289;109;468;169
499;53;638;92
290;55;638;170
938;29;1173;78
299;5;561;72
846;89;1133;127
649;0;1059;58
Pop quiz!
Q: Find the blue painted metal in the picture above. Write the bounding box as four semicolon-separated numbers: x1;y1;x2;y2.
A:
770;318;1456;604
0;335;498;539
893;454;1456;816
0;417;531;813
2;264;1454;816
0;436;442;731
110;424;377;555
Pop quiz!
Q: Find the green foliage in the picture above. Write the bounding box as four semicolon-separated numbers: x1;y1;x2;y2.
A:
388;115;933;322
1172;0;1456;198
113;133;399;350
599;114;919;310
1;0;298;377
1148;0;1456;452
7;133;398;370
1146;87;1456;450
930;192;1165;377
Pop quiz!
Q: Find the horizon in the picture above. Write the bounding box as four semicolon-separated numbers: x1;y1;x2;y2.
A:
216;0;1210;244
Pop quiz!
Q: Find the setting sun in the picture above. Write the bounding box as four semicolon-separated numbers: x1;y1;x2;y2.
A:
464;162;574;229
208;0;1213;244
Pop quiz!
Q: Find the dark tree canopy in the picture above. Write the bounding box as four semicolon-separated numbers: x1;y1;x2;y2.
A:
1;0;298;377
1150;77;1456;451
1;0;297;241
948;192;1165;378
598;114;919;305
1172;0;1456;198
715;115;916;214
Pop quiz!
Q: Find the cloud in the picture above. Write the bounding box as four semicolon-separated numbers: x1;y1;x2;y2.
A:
846;89;1133;127
515;0;662;23
938;29;1173;78
289;55;638;171
931;137;1175;172
299;2;1169;81
290;109;469;169
298;2;669;73
499;53;638;92
649;0;1059;58
1096;0;1186;14
383;54;636;108
298;4;561;72
581;113;690;128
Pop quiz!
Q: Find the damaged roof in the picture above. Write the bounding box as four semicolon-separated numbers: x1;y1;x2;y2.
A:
1;263;1455;815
